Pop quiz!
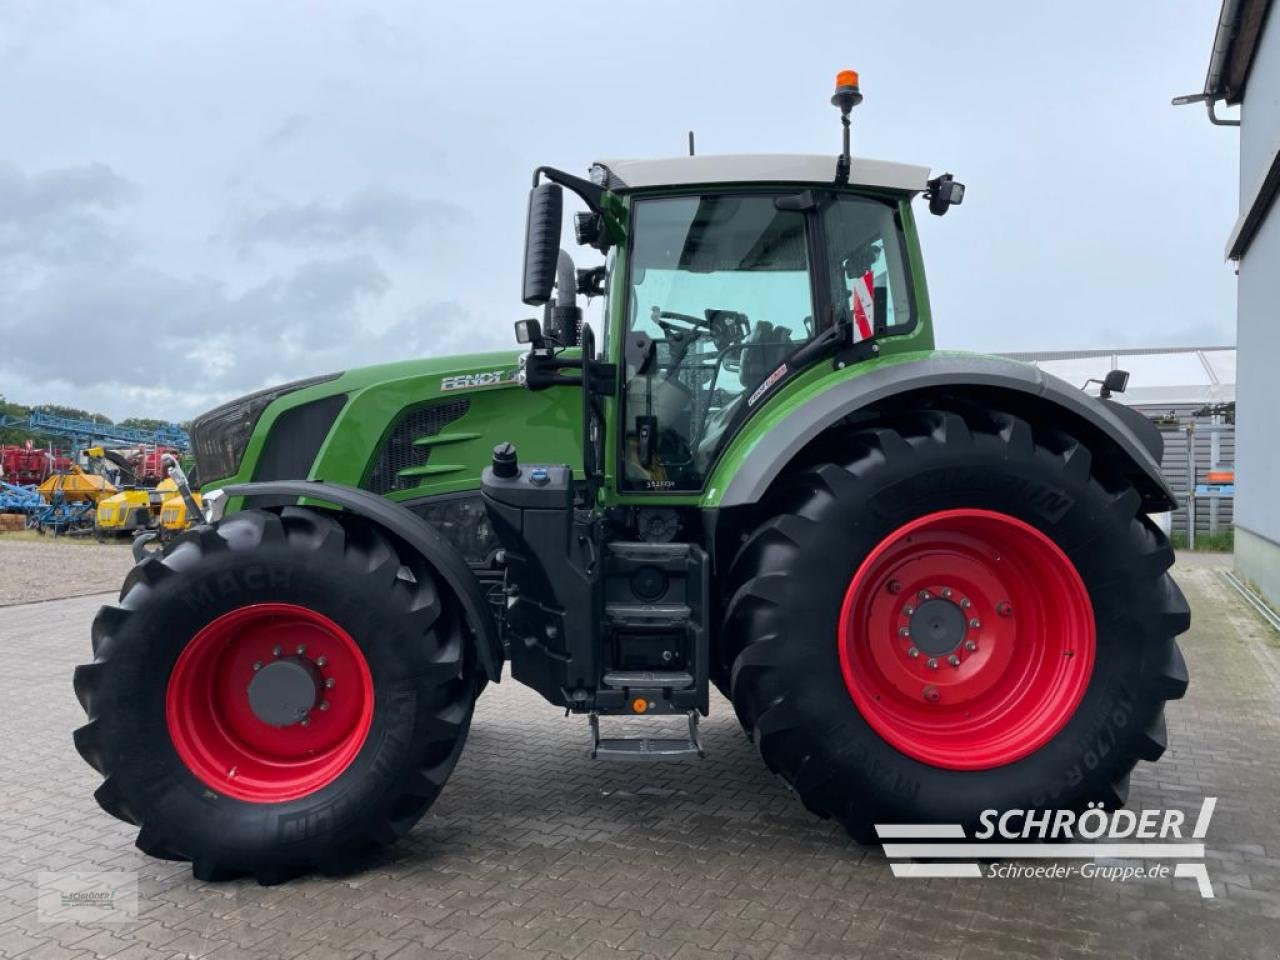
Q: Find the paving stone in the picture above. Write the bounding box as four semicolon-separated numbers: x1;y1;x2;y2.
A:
2;554;1278;960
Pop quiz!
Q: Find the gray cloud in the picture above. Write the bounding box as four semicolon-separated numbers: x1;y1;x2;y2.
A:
0;161;135;264
233;187;459;252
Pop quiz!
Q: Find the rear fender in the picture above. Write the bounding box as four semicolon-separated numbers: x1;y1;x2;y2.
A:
713;354;1176;512
217;480;504;682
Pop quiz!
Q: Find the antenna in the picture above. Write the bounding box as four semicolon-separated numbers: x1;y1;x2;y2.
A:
688;130;695;156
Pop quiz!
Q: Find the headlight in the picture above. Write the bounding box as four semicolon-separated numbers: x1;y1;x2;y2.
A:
189;373;340;484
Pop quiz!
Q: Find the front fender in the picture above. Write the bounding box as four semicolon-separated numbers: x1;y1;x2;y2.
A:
218;480;504;682
711;353;1175;511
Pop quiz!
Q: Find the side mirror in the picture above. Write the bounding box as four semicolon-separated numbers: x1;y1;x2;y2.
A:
926;173;965;216
522;183;563;306
1101;369;1129;399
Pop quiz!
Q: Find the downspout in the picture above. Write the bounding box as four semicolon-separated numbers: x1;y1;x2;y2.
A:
1205;0;1244;125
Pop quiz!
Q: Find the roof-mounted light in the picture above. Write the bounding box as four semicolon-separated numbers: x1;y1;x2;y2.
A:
831;69;863;185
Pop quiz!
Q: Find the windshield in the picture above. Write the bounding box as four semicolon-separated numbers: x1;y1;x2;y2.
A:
621;194;816;491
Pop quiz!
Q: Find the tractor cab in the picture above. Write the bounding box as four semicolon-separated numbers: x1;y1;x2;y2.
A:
511;71;963;501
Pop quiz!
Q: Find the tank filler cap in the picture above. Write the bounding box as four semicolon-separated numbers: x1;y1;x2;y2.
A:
491;442;519;479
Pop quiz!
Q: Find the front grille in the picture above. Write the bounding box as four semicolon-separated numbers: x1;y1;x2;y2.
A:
363;398;471;495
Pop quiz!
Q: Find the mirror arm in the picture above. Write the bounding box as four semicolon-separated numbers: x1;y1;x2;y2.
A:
533;165;606;216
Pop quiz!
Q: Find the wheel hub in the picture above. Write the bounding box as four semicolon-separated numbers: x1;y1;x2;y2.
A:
908;597;967;656
247;656;322;727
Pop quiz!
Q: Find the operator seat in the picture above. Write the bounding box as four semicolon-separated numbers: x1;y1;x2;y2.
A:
739;321;793;393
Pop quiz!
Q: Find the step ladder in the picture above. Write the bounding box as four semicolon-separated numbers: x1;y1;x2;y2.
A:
589;710;705;761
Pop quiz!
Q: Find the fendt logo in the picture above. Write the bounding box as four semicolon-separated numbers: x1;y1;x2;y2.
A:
878;797;1218;898
440;370;516;392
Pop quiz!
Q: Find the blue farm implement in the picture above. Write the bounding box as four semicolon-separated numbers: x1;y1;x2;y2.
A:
0;481;43;513
26;495;95;535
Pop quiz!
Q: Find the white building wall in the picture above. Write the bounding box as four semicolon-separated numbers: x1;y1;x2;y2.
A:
1234;8;1280;604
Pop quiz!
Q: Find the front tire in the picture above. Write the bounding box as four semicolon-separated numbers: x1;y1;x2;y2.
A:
722;404;1190;839
73;507;477;883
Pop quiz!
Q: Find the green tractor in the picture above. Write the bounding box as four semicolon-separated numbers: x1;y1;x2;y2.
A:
74;73;1188;884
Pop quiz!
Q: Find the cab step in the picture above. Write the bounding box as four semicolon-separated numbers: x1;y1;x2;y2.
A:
601;670;694;689
589;711;705;761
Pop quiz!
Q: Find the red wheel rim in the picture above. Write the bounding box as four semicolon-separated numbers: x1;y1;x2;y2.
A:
166;603;374;802
838;509;1095;770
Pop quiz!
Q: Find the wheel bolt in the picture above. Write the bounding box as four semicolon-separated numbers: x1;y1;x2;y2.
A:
904;606;916;616
997;601;1013;618
318;701;330;711
941;588;952;598
316;655;328;667
964;640;977;652
969;618;982;629
960;598;972;609
948;654;961;667
325;677;335;688
887;580;902;594
252;661;262;671
296;645;306;655
272;645;282;656
300;717;310;727
918;590;931;600
927;657;938;670
907;647;920;658
899;626;911;637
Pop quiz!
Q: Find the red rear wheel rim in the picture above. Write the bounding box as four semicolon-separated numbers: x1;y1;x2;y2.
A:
166;603;374;802
838;509;1095;770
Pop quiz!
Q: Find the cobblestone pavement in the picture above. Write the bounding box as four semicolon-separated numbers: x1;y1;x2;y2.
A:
1;554;1278;960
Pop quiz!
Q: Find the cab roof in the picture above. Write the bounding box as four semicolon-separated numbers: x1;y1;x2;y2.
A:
593;154;931;194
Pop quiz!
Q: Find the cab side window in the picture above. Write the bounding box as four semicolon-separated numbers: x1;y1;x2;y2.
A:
822;197;915;337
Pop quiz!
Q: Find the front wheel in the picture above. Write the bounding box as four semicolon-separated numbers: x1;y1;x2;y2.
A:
722;404;1190;838
73;507;478;883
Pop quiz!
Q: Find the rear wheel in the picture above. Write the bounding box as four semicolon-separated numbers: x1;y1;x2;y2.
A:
73;507;477;883
722;404;1189;838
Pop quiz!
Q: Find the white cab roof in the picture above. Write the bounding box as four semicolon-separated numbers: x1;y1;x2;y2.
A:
594;154;931;193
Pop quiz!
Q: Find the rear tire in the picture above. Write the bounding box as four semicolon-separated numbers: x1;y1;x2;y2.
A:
73;507;477;883
722;404;1189;839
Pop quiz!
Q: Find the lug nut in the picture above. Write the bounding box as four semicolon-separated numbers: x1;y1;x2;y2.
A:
948;654;961;667
960;598;972;609
969;618;982;629
325;677;335;688
964;640;977;652
899;626;911;637
300;717;310;727
296;645;306;655
318;701;330;711
918;590;931;600
252;661;262;672
904;606;916;616
907;647;920;658
927;657;938;670
272;645;282;656
941;588;952;598
997;601;1013;618
316;655;328;667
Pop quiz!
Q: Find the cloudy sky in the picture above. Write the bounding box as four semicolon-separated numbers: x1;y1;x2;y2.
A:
0;0;1238;422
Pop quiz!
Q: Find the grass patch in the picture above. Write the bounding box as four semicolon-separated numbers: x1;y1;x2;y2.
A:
1171;530;1234;552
